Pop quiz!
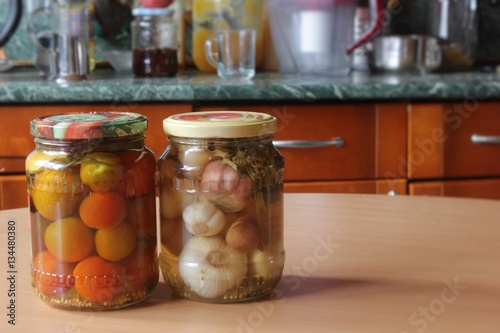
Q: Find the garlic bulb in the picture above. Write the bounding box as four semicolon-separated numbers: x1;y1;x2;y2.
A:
226;216;262;252
200;160;253;212
182;200;226;236
178;236;248;299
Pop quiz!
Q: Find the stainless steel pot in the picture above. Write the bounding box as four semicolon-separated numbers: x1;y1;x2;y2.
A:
368;35;442;74
383;0;477;71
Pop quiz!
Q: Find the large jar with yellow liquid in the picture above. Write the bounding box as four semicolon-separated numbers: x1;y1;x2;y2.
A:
192;0;264;72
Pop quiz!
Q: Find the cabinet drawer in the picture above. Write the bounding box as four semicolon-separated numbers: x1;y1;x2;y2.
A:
0;104;191;159
409;178;500;200
0;175;27;209
409;102;500;179
195;104;407;181
285;179;407;195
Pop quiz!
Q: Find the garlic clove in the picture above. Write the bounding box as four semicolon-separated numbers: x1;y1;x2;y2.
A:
178;236;248;299
160;178;198;220
160;216;188;257
160;185;183;220
226;216;262;252
247;249;282;281
178;147;213;179
200;160;253;212
182;200;226;236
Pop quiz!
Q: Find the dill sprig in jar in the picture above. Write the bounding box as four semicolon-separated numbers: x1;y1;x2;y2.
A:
158;111;285;302
26;112;158;310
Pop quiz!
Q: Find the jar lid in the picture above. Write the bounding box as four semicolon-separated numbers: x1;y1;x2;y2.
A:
132;7;174;17
30;112;148;139
163;111;277;138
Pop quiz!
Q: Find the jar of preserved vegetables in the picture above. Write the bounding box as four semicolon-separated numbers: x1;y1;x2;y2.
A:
158;111;285;302
26;112;158;310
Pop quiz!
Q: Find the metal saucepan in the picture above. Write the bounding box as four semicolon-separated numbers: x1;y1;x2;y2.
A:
368;35;442;74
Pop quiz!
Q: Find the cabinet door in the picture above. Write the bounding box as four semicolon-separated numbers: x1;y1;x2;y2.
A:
408;102;500;179
0;175;27;209
410;178;500;200
195;104;407;181
285;179;407;195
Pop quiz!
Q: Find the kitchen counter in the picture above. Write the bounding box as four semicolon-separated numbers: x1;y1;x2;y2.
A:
1;68;500;103
1;193;499;332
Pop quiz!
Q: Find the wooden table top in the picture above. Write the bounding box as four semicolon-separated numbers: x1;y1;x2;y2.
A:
0;193;499;333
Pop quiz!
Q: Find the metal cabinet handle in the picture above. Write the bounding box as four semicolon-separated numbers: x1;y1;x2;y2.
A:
273;137;345;148
471;134;500;145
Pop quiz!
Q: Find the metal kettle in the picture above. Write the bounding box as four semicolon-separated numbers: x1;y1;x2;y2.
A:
0;0;23;47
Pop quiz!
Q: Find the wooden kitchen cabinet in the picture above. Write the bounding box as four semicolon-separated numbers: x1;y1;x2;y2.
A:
195;103;408;184
408;102;500;179
408;102;500;199
0;175;27;209
2;98;499;209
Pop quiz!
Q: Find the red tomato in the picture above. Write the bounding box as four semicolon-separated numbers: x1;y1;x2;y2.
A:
118;149;156;198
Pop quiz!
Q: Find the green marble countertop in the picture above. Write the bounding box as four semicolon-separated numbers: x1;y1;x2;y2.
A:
1;68;500;104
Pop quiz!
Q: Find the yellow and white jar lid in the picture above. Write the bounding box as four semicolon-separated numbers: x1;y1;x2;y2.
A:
163;111;277;138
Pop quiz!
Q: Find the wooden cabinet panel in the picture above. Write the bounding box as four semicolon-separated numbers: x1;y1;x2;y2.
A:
409;102;500;179
285;179;407;195
195;104;407;182
0;103;192;166
0;175;27;209
410;178;500;200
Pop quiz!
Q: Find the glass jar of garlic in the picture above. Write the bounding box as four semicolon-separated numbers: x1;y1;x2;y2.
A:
158;111;285;302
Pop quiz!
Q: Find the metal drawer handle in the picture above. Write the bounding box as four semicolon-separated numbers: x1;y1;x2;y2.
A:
273;137;345;148
471;134;500;145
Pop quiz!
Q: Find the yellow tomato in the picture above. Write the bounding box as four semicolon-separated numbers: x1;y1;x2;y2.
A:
44;217;95;263
80;152;123;192
30;168;85;221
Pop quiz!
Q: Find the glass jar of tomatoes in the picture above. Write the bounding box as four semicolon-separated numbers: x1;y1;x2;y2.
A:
158;111;285;302
26;112;158;310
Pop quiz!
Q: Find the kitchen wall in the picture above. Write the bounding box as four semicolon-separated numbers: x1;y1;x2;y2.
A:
2;0;500;65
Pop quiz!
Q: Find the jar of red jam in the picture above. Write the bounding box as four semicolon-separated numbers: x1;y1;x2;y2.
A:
131;7;178;77
26;112;158;310
158;111;285;302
